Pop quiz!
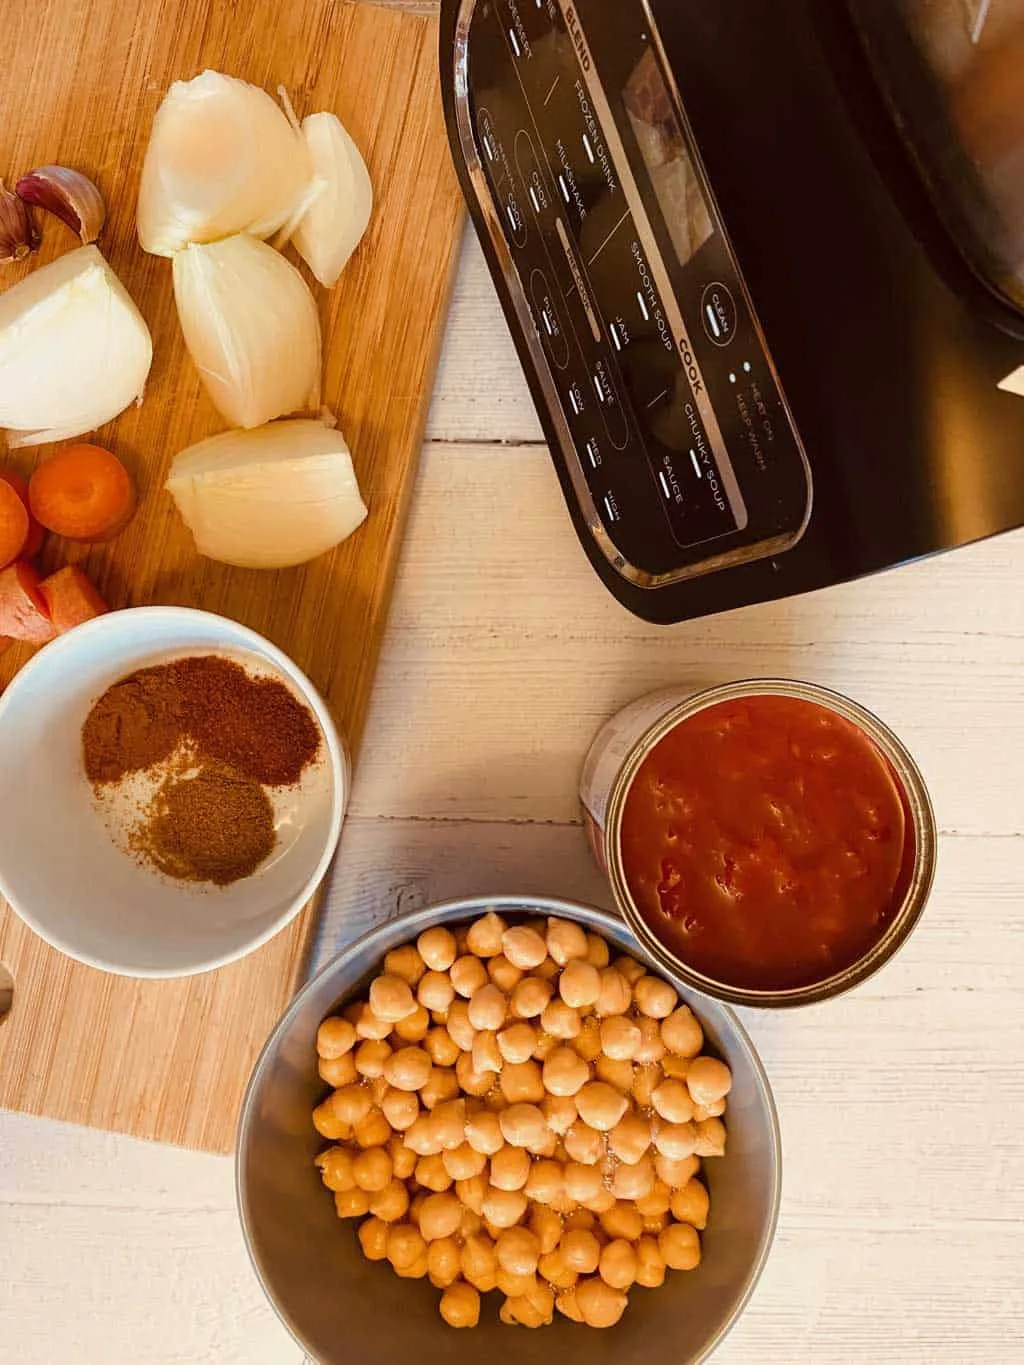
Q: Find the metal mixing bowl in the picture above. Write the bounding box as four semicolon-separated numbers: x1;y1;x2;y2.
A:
236;897;781;1364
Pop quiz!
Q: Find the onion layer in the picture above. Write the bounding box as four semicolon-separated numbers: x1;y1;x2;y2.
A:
166;419;368;568
291;113;373;287
172;233;321;429
0;244;152;448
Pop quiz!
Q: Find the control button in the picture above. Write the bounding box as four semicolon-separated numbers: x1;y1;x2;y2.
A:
530;270;568;370
701;282;737;347
602;490;622;524
504;187;527;248
567;379;586;417
593;356;629;451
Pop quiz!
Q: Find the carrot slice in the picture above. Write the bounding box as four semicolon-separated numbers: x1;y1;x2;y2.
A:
0;561;55;643
29;444;137;543
0;470;44;558
39;566;109;634
0;478;30;569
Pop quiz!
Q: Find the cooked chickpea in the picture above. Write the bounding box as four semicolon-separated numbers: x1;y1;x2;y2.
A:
353;1108;392;1149
571;1021;600;1066
499;1102;547;1150
465;1109;504;1156
599;1238;637;1291
456;1172;488;1215
636;1178;672;1218
358;1216;389;1261
418;926;457;972
500;1060;545;1105
560;1226;601;1274
612;1155;655;1201
661;1054;691;1081
381;1087;419;1133
352;1146;392;1193
670;1177;710;1229
511;976;553;1019
575;1081;629;1132
540;999;581;1040
564;1162;604;1205
542;1046;590;1097
315;1146;355;1192
389;1136;418;1180
482;1185;528;1229
418;971;456;1013
559;959;601;1009
633;975;678;1020
445;1000;476;1051
594;967;632;1017
330;1084;373;1126
408;1190;428;1225
383;1046;432;1092
694;1116;727;1157
529;1204;563;1256
466;910;507;958
500;1283;554;1328
635;1017;667;1064
450;955;488;999
497;925;545;972
608;1113;653;1165
416;1191;462;1242
384;944;426;987
425;1235;461;1289
524;1160;564;1206
396;1252;430;1280
487;954;523;992
387;1223;427;1270
564;1121;605;1165
312;1102;350;1140
461;1233;498;1291
596;1055;636;1094
693;1098;727;1121
599;1201;644;1242
466;983;505;1033
496;1226;541;1276
611;955;643;984
497;1021;536;1064
415;1153;454;1192
532;1032;559;1062
643;1211;669;1234
556;1288;584;1322
354;1005;392;1041
635;1236;666;1288
439;1280;481;1329
584;1187;617;1214
545;917;589;966
601;1015;642;1061
538;1248;578;1290
334;1187;371;1218
442;1141;487;1181
394;1002;430;1042
686;1056;733;1106
354;1039;391;1080
655;1152;700;1188
459;1209;483;1242
659;1221;701;1271
489;1143;529;1190
529;1128;559;1160
652;1077;695;1124
455;1052;492;1098
368;1177;409;1222
420;1065;459;1112
653;1120;697;1160
471;1030;502;1076
542;1094;577;1136
576;1275;627;1328
318;1053;358;1088
317;1016;357;1059
661;1005;704;1058
369;974;416;1023
404;1114;443;1156
631;1065;660;1108
423;1026;460;1068
430;1099;467;1151
584;933;610;969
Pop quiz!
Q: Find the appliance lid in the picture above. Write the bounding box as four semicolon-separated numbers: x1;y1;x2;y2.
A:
845;0;1024;320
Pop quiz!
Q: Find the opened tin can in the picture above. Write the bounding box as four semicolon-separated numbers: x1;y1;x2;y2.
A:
581;679;937;1007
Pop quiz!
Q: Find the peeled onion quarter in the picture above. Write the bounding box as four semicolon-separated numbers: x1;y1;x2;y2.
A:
138;70;314;257
0;244;152;448
292;112;373;288
173;233;321;429
166;419;368;569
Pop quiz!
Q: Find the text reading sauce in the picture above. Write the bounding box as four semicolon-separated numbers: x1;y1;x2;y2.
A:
620;695;912;992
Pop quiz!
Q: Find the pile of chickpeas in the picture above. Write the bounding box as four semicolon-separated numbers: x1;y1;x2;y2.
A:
312;912;732;1330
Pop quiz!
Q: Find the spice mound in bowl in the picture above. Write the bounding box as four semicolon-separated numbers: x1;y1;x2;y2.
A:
83;654;322;887
0;606;346;977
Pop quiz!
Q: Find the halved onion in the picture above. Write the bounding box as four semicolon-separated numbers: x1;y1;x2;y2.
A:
172;233;321;429
291;112;373;287
138;70;315;257
166;419;368;568
0;244;152;447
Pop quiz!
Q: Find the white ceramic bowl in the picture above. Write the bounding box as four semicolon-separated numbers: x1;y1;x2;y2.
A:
0;607;347;978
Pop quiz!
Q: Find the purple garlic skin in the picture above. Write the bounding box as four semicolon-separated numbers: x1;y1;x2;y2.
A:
16;165;105;244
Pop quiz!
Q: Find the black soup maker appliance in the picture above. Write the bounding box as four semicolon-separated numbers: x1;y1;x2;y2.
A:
440;0;1024;623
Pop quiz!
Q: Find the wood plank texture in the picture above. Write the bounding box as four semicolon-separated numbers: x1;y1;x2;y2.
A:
0;0;463;1151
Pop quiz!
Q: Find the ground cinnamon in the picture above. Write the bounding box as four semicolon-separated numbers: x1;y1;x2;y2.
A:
82;653;323;887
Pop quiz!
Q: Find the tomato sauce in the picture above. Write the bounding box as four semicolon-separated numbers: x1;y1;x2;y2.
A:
620;695;912;992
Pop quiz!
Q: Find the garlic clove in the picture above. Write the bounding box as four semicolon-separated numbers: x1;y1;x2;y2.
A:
0;179;38;264
172;233;321;429
15;165;105;245
291;112;373;288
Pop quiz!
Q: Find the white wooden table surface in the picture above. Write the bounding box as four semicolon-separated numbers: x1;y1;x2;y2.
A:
3;230;1024;1363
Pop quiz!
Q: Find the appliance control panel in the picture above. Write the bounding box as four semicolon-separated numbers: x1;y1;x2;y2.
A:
453;0;812;585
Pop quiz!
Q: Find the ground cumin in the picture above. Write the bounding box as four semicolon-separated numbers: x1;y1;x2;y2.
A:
82;654;322;887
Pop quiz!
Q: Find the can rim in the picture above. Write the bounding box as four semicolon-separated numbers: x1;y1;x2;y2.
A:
604;678;937;1009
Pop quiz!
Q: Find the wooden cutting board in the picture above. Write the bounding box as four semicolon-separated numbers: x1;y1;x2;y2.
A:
0;0;462;1151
